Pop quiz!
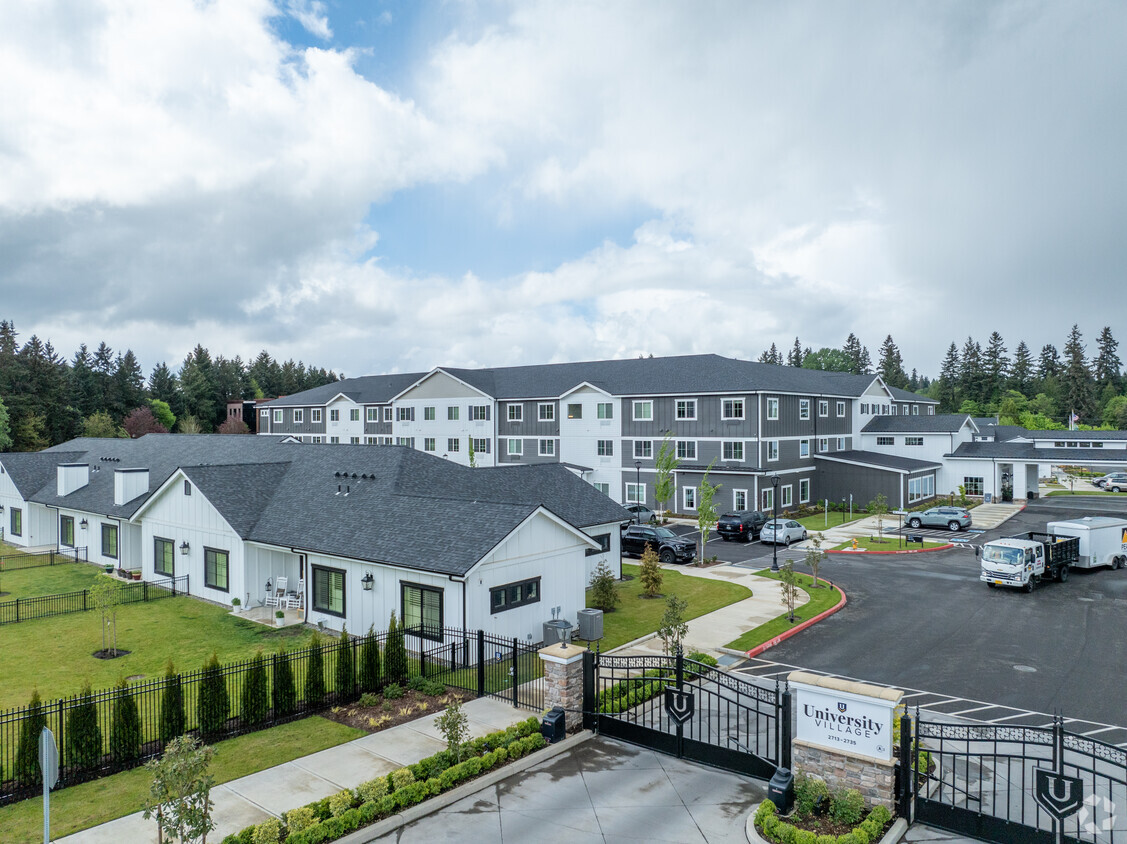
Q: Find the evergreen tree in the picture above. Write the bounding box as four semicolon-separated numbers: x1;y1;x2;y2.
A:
959;337;985;405
858;345;873;374
335;627;355;701
13;412;49;451
1037;344;1060;380
16;689;47;785
304;633;326;707
983;332;1009;402
877;335;908;388
241;651;269;726
1010;341;1034;395
0;395;11;451
272;650;297;717
110;678;142;764
148;362;183;419
1094;326;1122;390
179;345;219;431
384;611;408;685
842;333;865;374
113;350;147;418
757;343;782;365
159;661;186;743
69;345;99;418
786;337;804;366
358;626;381;693
197;653;230;739
1062;324;1096;421
66;681;103;770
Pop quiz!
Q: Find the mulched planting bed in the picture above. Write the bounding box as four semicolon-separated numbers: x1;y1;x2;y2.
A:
322;688;471;734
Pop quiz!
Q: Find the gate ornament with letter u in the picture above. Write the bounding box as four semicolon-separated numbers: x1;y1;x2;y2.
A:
583;649;789;781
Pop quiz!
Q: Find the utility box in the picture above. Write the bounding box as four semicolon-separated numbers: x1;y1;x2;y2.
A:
577;608;603;641
543;619;571;646
541;707;566;743
768;767;794;813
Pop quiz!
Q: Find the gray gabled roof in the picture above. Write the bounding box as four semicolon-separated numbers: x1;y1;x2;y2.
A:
862;414;976;434
814;450;941;473
889;386;939;404
0;450;86;498
180;463;292;537
261;372;426;408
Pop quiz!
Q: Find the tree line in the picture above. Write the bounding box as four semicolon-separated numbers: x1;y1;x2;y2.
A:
758;325;1126;429
0;320;339;451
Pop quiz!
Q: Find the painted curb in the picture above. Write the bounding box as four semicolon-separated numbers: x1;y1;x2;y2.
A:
338;730;595;844
744;583;847;659
744;802;908;844
826;544;954;555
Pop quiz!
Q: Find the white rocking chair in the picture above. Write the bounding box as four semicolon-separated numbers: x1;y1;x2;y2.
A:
265;576;288;608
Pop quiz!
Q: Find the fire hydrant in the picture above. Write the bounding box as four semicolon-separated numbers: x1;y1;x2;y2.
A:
851;538;858;551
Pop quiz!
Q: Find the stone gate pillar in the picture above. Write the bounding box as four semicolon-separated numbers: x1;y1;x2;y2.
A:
539;642;587;733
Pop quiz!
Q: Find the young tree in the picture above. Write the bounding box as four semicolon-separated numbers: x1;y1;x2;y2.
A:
66;681;103;771
384;611;408;685
804;532;827;588
695;461;721;564
434;699;469;763
197;653;229;739
638;544;663;598
588;560;621;611
160;661;186;743
304;632;326;707
657;594;689;655
867;493;889;541
272;650;297;717
141;735;216;844
148;398;177;431
217;416;249;435
241;651;269;726
91;575;121;656
653;435;679;521
110;678;142;764
16;690;47;786
467;435;476;468
778;560;800;623
335;627;355;701
176;415;203;434
358;626;381;693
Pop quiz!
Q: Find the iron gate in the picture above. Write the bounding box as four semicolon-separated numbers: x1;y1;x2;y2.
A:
407;627;545;711
913;713;1126;844
583;649;789;780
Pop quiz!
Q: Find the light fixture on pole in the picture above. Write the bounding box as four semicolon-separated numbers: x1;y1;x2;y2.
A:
771;474;781;572
634;461;642;524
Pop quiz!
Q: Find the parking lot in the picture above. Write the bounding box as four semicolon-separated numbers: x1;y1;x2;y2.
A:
725;496;1127;728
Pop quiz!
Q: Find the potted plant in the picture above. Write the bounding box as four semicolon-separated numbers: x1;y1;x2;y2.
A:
275;609;285;627
132;571;142;581
104;564;114;574
231;597;242;614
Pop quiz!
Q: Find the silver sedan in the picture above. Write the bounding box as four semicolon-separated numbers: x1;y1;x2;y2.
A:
760;519;808;546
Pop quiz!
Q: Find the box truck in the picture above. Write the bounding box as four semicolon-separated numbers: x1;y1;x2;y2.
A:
977;532;1080;592
1045;517;1127;570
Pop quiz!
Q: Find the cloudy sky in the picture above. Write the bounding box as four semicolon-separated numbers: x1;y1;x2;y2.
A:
2;0;1124;379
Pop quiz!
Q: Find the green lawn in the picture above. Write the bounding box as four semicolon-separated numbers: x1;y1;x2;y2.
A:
792;513;860;532
725;570;843;652
1046;489;1125;497
579;563;751;651
0;716;364;844
831;536;948;551
0;562;103;600
0;595;316;710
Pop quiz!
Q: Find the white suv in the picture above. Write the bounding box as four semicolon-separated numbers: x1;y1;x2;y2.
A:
1095;473;1127;492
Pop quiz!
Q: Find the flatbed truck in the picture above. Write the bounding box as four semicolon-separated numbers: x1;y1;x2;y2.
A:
977;532;1080;593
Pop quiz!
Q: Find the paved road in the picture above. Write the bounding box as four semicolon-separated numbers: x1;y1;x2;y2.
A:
731;497;1127;727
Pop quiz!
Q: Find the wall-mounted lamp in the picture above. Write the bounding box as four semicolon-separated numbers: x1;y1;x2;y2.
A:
80;518;88;529
0;504;4;513
265;579;272;595
179;541;190;555
361;572;375;591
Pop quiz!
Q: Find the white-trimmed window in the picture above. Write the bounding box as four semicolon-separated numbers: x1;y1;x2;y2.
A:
722;398;745;420
312;409;322;423
676;399;696;420
877;436;894;446
767;440;779;461
837;401;846;417
928;406;935;415
818;438;829;452
634;440;652;459
273;409;282;423
767;398;779;420
734;489;748;511
905;436;924;446
447;438;460;452
508;404;522;422
424;406;436;421
350;436;360;444
860;403;868;414
293;409;304;423
762;488;774;511
633;400;653;421
818;400;829;417
597;439;613;456
470;405;490;421
508;438;523;456
836;437;846;450
312;436;323;443
799;439;810;458
397;407;414;422
912;405;920;416
366;407;377;422
448;406;459;421
626;483;646;504
799;399;810;420
593;482;610;495
539;439;555;456
723;441;744;461
567;403;583;419
891;405;899;416
964;476;984;495
396;437;414;447
383;407;393;422
597;402;613;419
538;403;555;421
781;485;793;507
424;438;436;452
676;441;696;460
472;437;490;454
330;409;340;422
260;409;269;419
799;478;811;503
683;487;697;511
364;436;376;444
350;408;360;422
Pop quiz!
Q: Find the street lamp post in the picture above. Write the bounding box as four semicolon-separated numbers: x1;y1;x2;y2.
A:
771;474;781;572
635;461;642;524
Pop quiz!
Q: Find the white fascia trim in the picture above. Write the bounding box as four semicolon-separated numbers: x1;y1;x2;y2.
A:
389;368;494;403
464;506;601;578
559;381;614;399
129;468;243;537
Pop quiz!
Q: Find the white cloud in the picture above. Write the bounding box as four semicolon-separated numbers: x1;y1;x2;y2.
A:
285;0;332;40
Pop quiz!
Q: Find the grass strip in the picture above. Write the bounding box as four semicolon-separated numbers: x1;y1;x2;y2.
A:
831;536;947;551
725;570;842;652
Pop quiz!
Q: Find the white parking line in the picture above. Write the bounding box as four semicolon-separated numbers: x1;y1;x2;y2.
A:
947;704;1004;716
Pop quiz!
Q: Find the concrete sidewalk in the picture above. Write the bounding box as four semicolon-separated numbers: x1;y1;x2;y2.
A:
806;502;1024;547
59;696;529;844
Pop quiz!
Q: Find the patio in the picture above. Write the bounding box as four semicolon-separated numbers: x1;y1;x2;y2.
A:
235;605;306;628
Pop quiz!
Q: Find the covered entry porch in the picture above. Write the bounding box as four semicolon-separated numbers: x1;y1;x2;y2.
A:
244;543;306;611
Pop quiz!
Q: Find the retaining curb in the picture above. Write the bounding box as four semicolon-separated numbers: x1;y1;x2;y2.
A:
826;544;954;555
340;730;595;844
744;802;908;844
744;583;848;659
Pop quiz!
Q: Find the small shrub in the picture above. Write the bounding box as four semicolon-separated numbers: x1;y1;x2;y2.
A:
794;772;830;818
794;830;817;844
384;611;408;685
390;766;415;791
357;776;388;803
831;787;865;826
197;653;230;739
358;692;380;707
817;835;837;844
66;681;103;770
284;806;317;834
335;627;354;701
358;626;381;693
304;633;326;707
159;661;186;742
241;651;269;726
272;650;297;717
383;682;404;699
328;788;354;817
868;805;892;826
588;560;620;611
110;678;142;763
251;818;283;844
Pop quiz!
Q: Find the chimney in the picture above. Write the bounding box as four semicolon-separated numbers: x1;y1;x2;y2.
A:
114;468;150;506
57;463;89;496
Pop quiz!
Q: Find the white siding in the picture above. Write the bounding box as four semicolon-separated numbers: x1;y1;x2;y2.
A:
394;371;495;467
582;522;621;582
558;387;622;501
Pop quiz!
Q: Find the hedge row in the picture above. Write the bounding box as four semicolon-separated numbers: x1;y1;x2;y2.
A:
596;657;717;715
755;800;892;844
221;717;546;844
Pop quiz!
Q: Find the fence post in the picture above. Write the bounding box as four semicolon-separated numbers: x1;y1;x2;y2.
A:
476;630;485;698
14;598;18;624
83;589;88;612
420;637;427;679
57;697;66;780
511;638;519;708
144;581;149;603
780;684;792;771
899;711;913;820
582;650;596;731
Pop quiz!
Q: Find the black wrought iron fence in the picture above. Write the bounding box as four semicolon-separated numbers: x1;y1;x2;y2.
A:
0;546;87;572
0;574;189;625
407;627;545;711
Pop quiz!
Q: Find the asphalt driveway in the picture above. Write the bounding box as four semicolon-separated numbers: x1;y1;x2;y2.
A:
731;497;1127;726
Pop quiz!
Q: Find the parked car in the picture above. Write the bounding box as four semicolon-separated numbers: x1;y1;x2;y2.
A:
620;524;696;564
717;510;769;542
1094;473;1127;492
907;506;972;532
759;519;807;546
623;503;657;524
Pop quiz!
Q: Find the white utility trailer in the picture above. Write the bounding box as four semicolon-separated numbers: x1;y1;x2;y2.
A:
1045;517;1127;570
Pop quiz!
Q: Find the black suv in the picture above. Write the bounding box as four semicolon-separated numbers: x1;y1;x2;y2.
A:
620;524;696;564
716;510;769;542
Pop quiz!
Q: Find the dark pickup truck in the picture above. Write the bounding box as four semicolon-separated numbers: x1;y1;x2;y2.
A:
716;510;769;542
620;524;696;564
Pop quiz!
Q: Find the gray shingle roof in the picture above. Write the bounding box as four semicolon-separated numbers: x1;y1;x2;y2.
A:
862;414;975;434
814;450;941;472
888;386;939;404
261;372;426;407
946;442;1127;462
0;451;85;498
